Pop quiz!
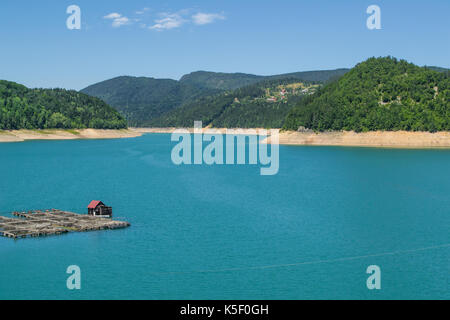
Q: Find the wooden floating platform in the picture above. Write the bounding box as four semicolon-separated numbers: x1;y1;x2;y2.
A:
0;209;130;239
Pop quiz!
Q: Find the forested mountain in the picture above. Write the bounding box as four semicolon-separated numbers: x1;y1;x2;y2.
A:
179;71;263;90
179;69;349;90
81;76;220;126
3;59;446;131
148;78;320;128
283;57;450;132
81;69;349;126
0;80;127;130
78;60;448;131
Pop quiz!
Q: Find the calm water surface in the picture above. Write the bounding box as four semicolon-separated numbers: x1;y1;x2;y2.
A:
0;134;449;299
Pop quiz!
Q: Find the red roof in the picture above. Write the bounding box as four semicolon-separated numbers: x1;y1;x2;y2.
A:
88;200;102;209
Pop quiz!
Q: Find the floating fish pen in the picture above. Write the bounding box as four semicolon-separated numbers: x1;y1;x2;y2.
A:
0;209;130;239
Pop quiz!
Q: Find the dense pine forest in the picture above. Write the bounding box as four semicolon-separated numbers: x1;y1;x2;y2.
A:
0;80;127;130
283;57;450;132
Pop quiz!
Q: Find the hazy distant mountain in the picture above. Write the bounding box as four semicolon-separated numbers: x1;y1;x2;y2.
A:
265;69;350;84
424;66;449;73
81;69;350;126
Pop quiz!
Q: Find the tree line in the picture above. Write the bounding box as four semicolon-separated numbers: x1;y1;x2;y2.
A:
0;80;127;130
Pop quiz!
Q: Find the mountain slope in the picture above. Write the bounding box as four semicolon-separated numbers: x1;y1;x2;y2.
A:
179;71;263;90
179;69;349;90
283;57;450;132
81;69;350;126
0;80;127;129
81;76;219;126
149;78;320;128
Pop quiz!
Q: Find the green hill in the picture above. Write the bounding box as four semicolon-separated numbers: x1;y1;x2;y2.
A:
81;69;349;126
179;69;349;91
0;80;127;130
179;71;263;90
81;76;220;126
149;78;320;128
283;57;450;132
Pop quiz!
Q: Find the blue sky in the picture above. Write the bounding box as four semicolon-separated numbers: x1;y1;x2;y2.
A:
0;0;448;90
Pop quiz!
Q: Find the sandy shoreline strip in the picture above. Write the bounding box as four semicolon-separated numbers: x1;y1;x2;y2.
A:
132;127;266;134
0;129;142;143
1;128;449;148
264;130;450;149
135;128;450;149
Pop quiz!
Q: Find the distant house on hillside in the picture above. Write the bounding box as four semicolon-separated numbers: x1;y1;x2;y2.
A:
88;200;113;217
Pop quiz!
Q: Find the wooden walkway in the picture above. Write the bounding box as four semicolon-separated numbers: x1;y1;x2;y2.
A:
0;209;130;239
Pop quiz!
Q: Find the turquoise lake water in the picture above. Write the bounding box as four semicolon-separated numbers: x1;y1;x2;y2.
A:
0;134;449;300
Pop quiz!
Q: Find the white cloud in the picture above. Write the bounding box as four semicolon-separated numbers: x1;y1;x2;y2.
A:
136;8;150;15
105;9;225;31
104;13;122;20
103;13;131;28
192;13;225;25
112;17;130;28
149;13;186;31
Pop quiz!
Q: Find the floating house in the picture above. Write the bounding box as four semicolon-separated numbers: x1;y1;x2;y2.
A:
88;200;113;217
1;209;129;239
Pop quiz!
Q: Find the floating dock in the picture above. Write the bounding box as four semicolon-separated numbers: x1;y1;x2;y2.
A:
0;209;130;239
